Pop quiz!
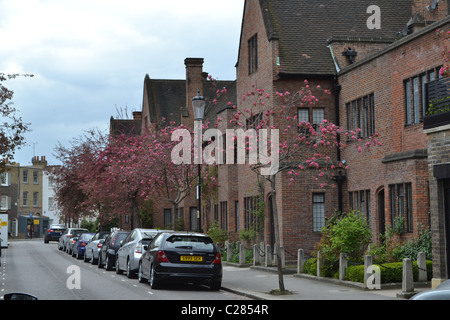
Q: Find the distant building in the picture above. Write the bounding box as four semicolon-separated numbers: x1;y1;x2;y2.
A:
0;156;60;238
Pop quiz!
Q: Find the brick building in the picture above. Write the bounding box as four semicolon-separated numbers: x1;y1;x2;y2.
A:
110;0;450;280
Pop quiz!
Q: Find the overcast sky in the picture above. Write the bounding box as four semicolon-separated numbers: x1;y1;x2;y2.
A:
0;0;244;166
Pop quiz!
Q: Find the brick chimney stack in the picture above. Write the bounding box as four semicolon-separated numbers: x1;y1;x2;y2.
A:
183;58;205;127
412;0;448;23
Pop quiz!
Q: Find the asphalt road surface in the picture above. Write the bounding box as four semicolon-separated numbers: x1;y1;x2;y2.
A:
0;239;248;301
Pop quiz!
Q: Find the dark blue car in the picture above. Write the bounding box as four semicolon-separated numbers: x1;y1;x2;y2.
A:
72;233;95;259
44;224;66;243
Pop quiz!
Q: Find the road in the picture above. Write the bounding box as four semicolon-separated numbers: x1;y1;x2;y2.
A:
0;239;248;300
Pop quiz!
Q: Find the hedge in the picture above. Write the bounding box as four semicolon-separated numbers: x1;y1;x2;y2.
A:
345;260;432;283
303;258;432;283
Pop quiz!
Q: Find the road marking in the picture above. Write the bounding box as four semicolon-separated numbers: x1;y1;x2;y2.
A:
148;291;153;295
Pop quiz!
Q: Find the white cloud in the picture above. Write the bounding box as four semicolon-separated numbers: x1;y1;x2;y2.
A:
0;0;244;165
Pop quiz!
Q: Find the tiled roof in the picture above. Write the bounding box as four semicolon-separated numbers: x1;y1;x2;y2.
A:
260;0;414;76
143;75;236;125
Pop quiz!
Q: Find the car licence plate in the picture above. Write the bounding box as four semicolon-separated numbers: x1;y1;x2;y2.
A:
180;256;203;262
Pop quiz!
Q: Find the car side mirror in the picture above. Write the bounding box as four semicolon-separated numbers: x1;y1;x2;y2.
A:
120;240;123;247
143;245;148;251
4;293;38;300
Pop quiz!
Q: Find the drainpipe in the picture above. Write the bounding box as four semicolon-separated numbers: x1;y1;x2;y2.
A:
332;76;346;213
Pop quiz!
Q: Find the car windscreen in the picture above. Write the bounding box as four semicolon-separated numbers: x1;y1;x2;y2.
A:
111;233;129;246
164;235;215;251
72;230;88;237
83;234;95;241
142;231;158;239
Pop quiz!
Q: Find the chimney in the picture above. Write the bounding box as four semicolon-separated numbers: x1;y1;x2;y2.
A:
132;111;142;121
183;58;205;127
411;0;447;27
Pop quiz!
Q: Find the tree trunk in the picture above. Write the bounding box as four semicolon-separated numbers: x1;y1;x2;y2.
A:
171;202;177;231
270;176;285;291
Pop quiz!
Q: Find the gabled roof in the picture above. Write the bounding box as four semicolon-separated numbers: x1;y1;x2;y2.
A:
258;0;414;76
143;75;236;125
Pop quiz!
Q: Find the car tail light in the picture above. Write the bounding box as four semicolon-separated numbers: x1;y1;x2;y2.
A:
157;250;169;263
47;229;53;233
81;241;87;247
213;252;221;265
97;243;103;248
135;244;142;254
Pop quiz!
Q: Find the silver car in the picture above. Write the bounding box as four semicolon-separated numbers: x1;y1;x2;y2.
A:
83;231;110;264
115;229;171;278
58;228;89;253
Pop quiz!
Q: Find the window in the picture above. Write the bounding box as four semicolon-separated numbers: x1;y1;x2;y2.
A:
404;67;441;124
313;193;325;232
389;183;413;233
33;192;38;207
33;171;39;184
220;201;228;231
346;94;375;137
48;197;54;211
235;201;240;231
349;190;371;223
1;196;8;210
0;172;10;186
164;208;171;227
298;107;325;135
23;170;28;184
248;34;258;74
23;191;28;207
244;196;257;230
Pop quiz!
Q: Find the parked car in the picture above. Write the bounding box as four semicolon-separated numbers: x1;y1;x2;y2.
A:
44;224;66;243
84;231;110;264
72;233;95;259
98;230;130;271
58;228;89;253
116;228;171;278
410;279;450;300
137;232;222;291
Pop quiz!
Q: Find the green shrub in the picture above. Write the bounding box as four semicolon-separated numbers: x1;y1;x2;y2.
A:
206;221;228;246
345;260;433;283
316;210;372;277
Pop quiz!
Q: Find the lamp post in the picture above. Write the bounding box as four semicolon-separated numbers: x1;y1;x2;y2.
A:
192;90;206;232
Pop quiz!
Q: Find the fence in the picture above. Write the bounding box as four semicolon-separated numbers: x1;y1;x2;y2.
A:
218;241;429;295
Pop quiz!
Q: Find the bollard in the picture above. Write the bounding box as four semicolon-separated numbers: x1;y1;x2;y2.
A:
297;249;305;274
364;255;372;287
239;243;245;265
226;241;231;262
253;244;259;266
339;252;348;281
397;258;415;298
265;245;272;267
417;252;427;282
317;251;322;277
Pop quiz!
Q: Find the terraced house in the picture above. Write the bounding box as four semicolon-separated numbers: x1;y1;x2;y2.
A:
111;0;450;285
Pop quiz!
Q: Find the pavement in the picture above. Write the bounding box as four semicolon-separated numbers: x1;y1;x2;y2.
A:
220;263;431;300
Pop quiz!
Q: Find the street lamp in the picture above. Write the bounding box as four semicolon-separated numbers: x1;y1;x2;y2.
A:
192;90;206;121
192;90;205;232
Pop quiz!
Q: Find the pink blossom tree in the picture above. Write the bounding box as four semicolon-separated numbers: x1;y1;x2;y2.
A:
229;81;382;292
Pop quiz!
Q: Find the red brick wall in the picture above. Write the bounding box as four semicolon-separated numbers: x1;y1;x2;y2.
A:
338;23;446;239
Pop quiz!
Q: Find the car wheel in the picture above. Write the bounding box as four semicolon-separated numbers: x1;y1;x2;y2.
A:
127;259;135;279
98;255;103;269
105;256;113;271
115;258;123;274
138;263;147;283
149;265;160;289
210;280;221;291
